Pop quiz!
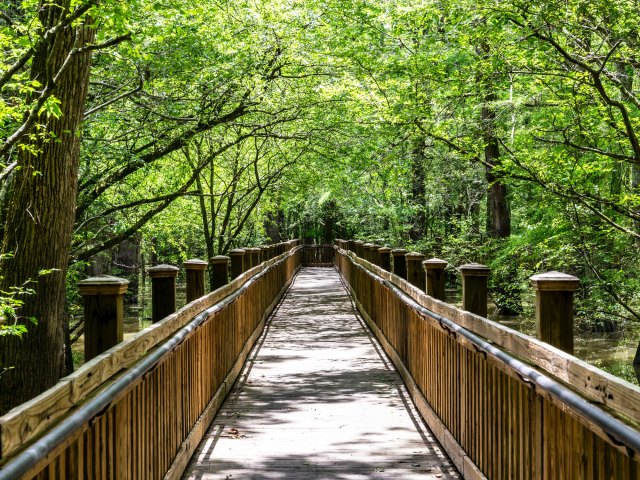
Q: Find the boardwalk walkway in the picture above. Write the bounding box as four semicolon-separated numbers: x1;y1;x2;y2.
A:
183;268;459;479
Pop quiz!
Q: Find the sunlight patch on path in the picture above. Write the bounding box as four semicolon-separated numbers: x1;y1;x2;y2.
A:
182;267;459;479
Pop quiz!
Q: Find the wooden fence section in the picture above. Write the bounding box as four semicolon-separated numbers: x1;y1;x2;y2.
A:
0;246;302;480
301;244;335;266
334;246;640;480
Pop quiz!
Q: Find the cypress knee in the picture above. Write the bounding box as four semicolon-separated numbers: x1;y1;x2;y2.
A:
424;258;448;301
459;263;490;317
530;272;580;354
148;264;179;322
78;275;129;361
184;259;207;302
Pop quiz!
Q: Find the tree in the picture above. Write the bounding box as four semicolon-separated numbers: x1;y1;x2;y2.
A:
0;0;97;413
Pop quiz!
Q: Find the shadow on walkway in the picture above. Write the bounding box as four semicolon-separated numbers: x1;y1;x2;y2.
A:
183;267;459;479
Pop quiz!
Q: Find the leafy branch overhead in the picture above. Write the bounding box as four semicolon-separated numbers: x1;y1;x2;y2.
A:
2;0;640;411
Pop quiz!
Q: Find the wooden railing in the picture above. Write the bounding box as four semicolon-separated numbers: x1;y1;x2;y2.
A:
0;245;302;479
334;246;640;479
301;244;335;266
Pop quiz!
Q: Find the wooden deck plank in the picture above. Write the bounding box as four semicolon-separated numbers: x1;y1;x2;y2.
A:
182;268;459;479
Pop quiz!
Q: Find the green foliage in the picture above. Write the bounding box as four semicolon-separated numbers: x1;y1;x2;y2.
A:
4;0;640;381
0;255;40;375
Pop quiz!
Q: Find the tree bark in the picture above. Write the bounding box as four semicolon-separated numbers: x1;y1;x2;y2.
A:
408;139;427;242
482;100;511;239
0;2;95;414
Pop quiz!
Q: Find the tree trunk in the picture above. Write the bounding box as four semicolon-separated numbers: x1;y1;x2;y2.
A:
482;101;511;239
0;2;95;414
408;139;427;242
478;47;519;314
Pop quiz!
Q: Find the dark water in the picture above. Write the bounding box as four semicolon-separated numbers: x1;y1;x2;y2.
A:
491;311;639;385
450;292;640;387
72;283;186;366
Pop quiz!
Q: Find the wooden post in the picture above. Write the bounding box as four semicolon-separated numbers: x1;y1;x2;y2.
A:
244;247;257;268
354;240;364;258
209;255;230;291
147;264;179;322
391;249;408;279
459;263;490;317
78;275;129;361
370;244;382;266
530;271;580;354
229;249;245;279
348;239;356;252
243;247;254;269
362;243;373;263
424;258;448;301
378;247;392;271
406;252;426;290
184;259;207;302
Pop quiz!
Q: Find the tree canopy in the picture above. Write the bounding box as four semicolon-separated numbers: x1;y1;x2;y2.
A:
2;0;640;410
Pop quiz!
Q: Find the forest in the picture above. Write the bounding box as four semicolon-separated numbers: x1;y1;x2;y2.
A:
1;0;640;414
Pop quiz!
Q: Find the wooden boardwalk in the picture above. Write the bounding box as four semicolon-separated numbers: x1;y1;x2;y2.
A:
183;268;459;479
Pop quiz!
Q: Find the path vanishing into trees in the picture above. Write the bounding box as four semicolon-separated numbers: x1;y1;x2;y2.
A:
183;268;459;479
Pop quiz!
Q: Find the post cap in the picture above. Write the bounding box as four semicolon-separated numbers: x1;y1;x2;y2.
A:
78;275;129;296
354;240;364;245
147;264;179;278
229;249;245;256
423;258;448;269
184;259;208;270
391;248;408;256
362;243;374;248
405;251;426;260
459;263;490;277
378;246;392;253
209;255;230;265
530;271;580;291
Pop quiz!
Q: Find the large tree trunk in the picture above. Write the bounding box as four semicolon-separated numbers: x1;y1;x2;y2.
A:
478;53;519;314
0;2;95;414
482;100;511;239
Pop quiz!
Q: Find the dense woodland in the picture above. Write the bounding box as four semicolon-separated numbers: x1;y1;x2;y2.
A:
1;0;640;413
